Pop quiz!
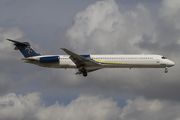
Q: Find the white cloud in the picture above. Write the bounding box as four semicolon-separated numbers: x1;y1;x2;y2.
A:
119;97;180;120
0;93;121;120
67;0;119;40
0;92;42;120
66;0;154;54
36;95;120;120
1;93;180;120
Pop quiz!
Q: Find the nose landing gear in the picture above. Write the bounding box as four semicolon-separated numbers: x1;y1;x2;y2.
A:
165;67;168;73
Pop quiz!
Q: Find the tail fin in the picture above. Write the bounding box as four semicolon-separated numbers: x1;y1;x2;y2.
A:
7;39;41;58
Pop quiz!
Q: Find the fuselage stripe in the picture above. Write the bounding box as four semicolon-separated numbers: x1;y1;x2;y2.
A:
92;58;141;65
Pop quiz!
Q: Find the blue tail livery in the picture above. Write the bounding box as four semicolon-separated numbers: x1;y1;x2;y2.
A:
7;39;41;58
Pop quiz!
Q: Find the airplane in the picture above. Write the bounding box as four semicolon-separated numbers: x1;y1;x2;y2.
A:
7;39;175;77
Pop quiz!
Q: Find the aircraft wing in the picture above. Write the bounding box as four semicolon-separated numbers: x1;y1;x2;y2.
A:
61;48;100;68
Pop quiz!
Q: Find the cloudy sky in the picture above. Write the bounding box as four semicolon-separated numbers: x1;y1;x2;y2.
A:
0;0;180;119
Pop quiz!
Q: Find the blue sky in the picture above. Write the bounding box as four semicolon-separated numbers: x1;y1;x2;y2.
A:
1;0;180;120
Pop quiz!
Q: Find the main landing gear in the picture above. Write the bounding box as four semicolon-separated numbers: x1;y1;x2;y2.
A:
80;68;87;77
165;67;168;73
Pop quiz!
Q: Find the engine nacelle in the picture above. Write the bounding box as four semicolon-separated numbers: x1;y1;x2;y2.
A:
40;56;59;63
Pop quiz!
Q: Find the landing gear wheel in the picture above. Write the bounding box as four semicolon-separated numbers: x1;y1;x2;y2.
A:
83;72;87;77
81;68;88;77
165;67;168;73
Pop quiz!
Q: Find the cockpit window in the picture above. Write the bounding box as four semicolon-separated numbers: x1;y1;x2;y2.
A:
161;56;167;59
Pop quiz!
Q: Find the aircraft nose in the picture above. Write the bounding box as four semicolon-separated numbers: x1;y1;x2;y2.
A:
168;61;175;66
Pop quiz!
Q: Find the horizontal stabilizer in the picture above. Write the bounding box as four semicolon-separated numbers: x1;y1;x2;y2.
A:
7;39;28;46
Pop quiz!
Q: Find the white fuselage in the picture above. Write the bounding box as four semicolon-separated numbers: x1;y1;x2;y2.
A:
23;54;175;70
